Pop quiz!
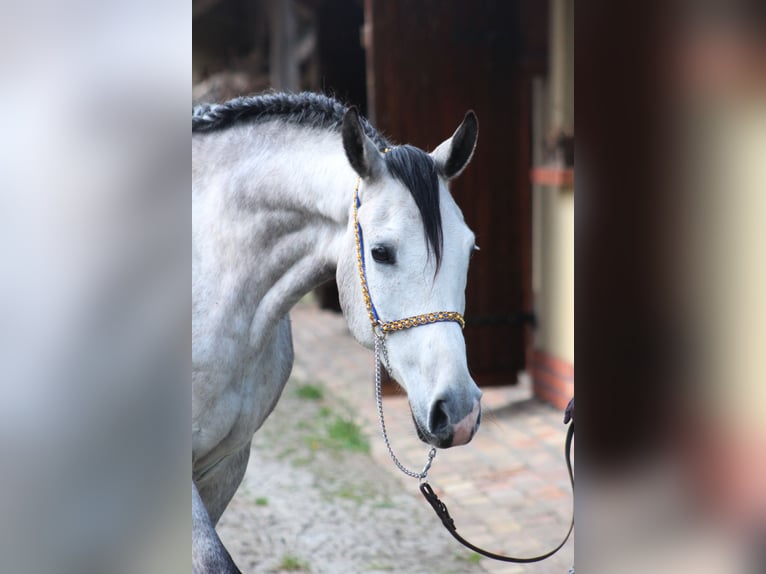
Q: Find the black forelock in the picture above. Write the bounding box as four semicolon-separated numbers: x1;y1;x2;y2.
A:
384;145;443;270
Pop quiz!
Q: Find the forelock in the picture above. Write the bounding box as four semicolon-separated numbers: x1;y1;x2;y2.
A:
384;145;443;270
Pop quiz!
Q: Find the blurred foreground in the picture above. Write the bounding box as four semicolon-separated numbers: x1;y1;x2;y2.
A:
0;1;763;572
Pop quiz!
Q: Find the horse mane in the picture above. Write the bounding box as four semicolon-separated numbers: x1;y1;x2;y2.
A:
192;92;443;268
193;92;388;146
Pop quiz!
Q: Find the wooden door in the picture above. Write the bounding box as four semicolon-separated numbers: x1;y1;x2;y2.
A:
365;0;547;384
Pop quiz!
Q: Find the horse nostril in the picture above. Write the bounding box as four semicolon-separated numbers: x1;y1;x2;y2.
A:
429;400;450;435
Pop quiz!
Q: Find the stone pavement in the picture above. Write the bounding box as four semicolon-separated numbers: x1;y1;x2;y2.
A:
289;301;574;574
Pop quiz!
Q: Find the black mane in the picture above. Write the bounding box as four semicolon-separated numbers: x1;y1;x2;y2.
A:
192;92;443;267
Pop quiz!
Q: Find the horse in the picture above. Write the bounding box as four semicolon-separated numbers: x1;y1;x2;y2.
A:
192;92;481;573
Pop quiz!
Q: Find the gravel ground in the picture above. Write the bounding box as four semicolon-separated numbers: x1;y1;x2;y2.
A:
217;376;485;574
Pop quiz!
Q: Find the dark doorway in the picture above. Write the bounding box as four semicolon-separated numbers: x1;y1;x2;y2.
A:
364;0;548;384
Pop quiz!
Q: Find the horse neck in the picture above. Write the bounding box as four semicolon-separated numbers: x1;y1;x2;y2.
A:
193;123;356;347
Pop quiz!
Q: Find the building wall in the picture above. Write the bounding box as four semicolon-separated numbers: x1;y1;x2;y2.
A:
529;0;574;410
537;187;574;365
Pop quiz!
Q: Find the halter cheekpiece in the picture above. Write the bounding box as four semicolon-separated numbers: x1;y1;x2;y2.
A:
354;147;464;481
352;149;465;335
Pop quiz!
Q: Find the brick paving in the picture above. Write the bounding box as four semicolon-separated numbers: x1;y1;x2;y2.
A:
289;301;574;574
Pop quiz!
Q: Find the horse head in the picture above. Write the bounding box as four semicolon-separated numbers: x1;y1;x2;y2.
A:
336;108;481;449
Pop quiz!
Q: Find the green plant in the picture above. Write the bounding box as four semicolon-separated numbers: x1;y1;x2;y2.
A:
279;553;309;571
326;416;369;453
455;552;482;564
296;384;323;400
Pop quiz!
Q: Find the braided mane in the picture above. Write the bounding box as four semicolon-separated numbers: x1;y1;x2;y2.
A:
193;92;388;149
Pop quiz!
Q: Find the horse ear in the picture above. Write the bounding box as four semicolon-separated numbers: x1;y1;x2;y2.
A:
342;107;385;180
431;111;479;180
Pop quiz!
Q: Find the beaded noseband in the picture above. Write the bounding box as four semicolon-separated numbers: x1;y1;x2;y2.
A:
352;151;465;335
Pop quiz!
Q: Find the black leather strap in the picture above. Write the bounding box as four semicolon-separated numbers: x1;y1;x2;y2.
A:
420;416;574;564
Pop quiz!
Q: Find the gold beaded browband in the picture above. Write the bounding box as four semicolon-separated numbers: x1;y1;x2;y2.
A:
352;148;466;335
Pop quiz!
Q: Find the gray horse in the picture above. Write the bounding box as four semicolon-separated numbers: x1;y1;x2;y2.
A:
192;93;480;572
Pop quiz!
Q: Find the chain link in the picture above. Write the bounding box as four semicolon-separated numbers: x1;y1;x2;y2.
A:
374;332;437;480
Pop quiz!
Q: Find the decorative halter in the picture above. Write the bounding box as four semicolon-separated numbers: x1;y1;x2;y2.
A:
352;149;466;335
353;148;464;480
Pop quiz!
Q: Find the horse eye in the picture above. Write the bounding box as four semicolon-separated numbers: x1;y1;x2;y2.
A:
371;245;396;265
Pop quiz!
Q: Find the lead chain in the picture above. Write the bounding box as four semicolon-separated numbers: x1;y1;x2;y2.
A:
374;333;437;480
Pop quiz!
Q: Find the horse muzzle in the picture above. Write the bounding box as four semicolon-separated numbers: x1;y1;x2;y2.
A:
414;396;482;448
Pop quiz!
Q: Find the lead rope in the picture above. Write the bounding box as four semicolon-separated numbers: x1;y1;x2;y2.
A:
373;326;575;565
419;416;575;564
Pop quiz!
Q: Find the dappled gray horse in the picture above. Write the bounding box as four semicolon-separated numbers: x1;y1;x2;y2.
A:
192;93;480;573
